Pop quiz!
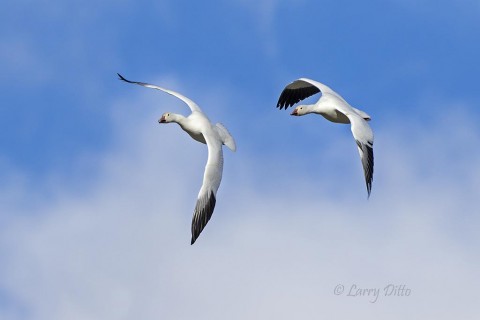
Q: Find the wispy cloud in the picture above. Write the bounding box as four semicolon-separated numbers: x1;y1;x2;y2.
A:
0;79;479;319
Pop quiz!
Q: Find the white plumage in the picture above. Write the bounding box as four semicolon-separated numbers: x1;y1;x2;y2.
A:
277;78;374;197
118;73;236;244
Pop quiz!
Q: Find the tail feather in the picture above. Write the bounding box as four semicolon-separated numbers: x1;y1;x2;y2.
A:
352;107;371;121
215;123;236;152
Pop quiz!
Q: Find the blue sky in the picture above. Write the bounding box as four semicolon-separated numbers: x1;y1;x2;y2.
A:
1;0;480;319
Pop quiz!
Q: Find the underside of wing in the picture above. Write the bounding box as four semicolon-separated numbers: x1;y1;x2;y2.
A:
338;107;374;197
117;73;201;113
191;191;216;244
190;131;224;244
276;79;321;110
355;140;374;197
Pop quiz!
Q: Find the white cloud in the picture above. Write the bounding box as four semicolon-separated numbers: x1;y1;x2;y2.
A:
0;82;479;319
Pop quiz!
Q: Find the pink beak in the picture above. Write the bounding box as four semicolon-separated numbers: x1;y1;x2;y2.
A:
159;115;166;123
291;109;298;116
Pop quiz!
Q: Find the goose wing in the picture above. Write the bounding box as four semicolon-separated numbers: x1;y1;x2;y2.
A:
191;129;224;244
118;73;202;113
277;78;343;110
336;105;374;197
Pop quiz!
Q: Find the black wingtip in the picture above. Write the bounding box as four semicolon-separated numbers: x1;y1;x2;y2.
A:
276;85;320;111
117;73;134;83
355;140;374;199
190;191;216;245
365;144;374;198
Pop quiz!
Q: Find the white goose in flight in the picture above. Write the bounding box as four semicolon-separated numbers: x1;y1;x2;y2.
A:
118;73;236;244
277;78;374;197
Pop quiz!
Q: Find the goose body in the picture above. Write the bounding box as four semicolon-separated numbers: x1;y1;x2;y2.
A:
277;78;374;197
118;73;236;244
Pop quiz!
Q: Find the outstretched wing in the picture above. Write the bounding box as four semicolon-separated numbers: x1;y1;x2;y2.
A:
191;130;224;244
117;73;202;113
277;79;320;110
337;106;374;197
276;78;345;110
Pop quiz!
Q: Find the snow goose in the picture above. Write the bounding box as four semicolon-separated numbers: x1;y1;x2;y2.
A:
118;73;236;244
277;78;374;197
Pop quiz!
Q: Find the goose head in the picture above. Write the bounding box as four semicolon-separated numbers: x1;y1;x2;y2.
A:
291;105;308;116
159;112;173;123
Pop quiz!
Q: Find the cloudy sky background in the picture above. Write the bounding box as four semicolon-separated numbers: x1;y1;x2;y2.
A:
1;0;480;319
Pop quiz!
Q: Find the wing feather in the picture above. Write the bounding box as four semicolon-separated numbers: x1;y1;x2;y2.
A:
117;73;202;113
190;131;224;244
191;191;216;244
355;140;374;197
276;78;352;110
276;80;320;109
339;107;374;197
